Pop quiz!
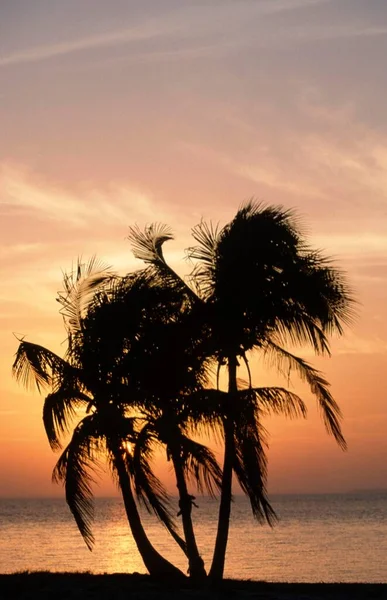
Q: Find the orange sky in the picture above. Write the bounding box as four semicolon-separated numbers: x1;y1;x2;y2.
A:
1;0;387;497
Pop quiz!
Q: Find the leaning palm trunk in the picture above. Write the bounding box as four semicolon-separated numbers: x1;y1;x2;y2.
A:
113;450;185;579
209;355;237;580
170;447;207;580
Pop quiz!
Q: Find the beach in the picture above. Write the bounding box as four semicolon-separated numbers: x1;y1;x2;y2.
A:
1;573;386;600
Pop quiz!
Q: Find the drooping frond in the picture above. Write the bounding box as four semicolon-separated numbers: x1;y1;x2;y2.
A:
294;250;357;335
232;410;276;525
57;256;113;334
264;341;347;450
181;389;224;443
272;250;356;353
274;314;331;356
52;414;103;551
244;387;307;420
12;340;67;393
43;387;92;450
181;436;222;498
130;425;168;515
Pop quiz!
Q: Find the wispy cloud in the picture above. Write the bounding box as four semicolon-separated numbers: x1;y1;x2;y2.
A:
0;243;45;259
0;21;175;68
293;24;387;44
0;0;339;69
0;164;156;227
236;164;325;198
90;40;243;69
334;333;387;356
260;0;332;15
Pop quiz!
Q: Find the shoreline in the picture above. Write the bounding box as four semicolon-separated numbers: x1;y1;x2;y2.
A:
0;572;386;600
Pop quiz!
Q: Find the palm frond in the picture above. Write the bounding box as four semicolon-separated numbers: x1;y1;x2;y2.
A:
274;315;331;356
128;224;197;303
181;389;225;444
181;436;222;498
296;250;357;334
246;387;307;419
272;250;356;354
238;200;300;228
57;256;113;334
189;220;220;267
128;224;174;264
43;387;92;450
187;221;219;299
12;340;67;392
52;414;103;550
264;341;347;450
233;416;277;525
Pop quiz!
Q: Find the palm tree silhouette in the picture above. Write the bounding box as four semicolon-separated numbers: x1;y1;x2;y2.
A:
13;260;224;579
13;260;186;579
82;267;221;579
128;202;355;580
12;202;354;581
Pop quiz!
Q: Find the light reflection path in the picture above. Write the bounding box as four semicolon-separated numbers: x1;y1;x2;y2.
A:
1;494;387;582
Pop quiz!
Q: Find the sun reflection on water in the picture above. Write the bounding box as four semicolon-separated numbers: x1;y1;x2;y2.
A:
1;494;387;582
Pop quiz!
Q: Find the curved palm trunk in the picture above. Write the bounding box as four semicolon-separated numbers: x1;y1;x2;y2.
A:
171;448;207;580
114;451;186;579
209;355;237;581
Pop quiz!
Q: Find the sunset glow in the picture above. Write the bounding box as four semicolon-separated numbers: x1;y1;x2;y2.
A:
1;0;387;497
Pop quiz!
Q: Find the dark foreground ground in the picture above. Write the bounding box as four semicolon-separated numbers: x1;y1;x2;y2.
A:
0;573;386;600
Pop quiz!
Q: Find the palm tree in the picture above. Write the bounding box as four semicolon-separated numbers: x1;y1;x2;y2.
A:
12;260;187;579
189;203;355;579
13;259;225;579
87;271;221;580
128;202;355;580
82;267;222;579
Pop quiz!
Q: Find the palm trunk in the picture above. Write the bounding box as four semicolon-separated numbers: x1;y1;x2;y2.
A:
171;448;207;580
114;451;186;579
209;354;237;580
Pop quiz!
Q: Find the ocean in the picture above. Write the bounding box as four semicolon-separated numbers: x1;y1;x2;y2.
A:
1;493;386;582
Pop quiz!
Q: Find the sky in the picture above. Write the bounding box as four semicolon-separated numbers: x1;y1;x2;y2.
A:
1;0;387;498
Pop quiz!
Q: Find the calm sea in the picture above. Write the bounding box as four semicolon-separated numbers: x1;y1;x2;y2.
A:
1;493;386;582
